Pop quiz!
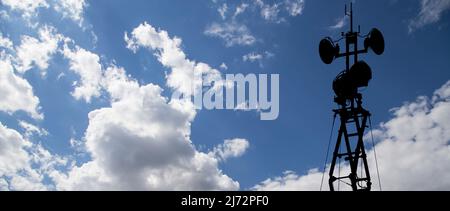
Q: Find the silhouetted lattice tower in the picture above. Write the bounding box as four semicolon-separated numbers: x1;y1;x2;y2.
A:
319;3;384;191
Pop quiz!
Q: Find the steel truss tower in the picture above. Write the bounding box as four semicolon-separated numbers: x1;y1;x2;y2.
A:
319;3;385;191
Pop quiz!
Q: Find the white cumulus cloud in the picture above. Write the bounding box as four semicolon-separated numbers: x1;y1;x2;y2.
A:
19;120;49;138
0;0;49;19
53;0;87;25
1;0;87;26
211;138;250;161
51;66;240;190
0;32;13;50
0;121;67;190
62;45;103;103
125;22;222;97
49;21;254;190
0;53;42;119
15;25;62;75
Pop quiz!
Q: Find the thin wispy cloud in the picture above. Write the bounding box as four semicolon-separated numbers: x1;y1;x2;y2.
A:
204;22;257;47
328;16;347;30
218;3;228;20
409;0;450;33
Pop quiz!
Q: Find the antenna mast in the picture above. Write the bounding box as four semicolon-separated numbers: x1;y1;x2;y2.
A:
318;3;385;191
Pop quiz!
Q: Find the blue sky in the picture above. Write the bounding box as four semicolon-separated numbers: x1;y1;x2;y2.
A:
0;0;449;190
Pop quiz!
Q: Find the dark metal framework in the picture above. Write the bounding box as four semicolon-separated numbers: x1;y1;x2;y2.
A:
328;3;372;191
329;94;372;191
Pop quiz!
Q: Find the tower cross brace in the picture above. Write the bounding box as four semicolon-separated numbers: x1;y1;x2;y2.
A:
328;94;372;191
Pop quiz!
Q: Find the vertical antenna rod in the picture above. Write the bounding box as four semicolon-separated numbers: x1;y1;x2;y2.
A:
350;3;353;33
